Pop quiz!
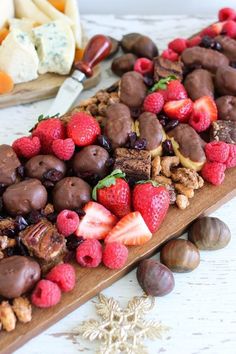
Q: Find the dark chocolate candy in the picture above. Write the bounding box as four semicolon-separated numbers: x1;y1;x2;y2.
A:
119;71;147;108
216;96;236;121
3;179;48;216
211;120;236;144
184;69;214;100
0;256;40;299
25;155;66;181
138;112;163;151
0;145;21;186
52;177;91;211
215;65;236;96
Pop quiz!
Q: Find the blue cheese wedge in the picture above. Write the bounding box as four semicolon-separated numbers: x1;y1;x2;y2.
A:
33;20;75;75
0;29;39;84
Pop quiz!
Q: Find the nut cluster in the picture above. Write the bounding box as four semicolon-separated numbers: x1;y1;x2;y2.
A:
0;297;32;332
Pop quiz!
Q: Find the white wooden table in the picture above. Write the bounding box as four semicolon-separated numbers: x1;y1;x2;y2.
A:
0;15;235;354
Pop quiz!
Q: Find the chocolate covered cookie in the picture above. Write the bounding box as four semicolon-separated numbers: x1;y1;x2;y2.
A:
119;71;147;108
25;155;66;181
216;96;236;121
0;145;21;186
184;69;214;100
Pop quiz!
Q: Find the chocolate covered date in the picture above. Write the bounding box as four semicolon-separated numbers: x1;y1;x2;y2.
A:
25;155;66;181
184;69;214;100
0;144;21;186
138;112;164;154
215;35;236;61
215;65;236;96
216;96;236;121
105;103;133;148
119;71;147;108
181;47;229;73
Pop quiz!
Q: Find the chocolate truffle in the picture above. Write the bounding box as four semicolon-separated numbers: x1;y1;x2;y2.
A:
119;71;147;108
0;144;21;186
216;96;236;121
52;177;91;211
105;103;133;149
181;47;229;73
0;256;41;299
3;179;48;216
215;35;236;61
25;154;66;181
73;145;109;179
215;65;236;96
184;69;214;100
138;112;163;151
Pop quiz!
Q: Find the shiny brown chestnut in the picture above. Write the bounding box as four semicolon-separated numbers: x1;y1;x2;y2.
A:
137;259;175;296
188;217;231;250
160;239;200;273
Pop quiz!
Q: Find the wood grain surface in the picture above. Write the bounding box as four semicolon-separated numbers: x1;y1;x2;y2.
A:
0;65;101;109
1;167;236;354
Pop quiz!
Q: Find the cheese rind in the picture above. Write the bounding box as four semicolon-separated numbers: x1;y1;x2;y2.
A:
0;29;39;84
33;20;75;75
65;0;82;48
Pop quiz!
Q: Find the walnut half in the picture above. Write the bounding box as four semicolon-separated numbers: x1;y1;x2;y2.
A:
12;297;32;324
171;168;204;189
0;301;17;332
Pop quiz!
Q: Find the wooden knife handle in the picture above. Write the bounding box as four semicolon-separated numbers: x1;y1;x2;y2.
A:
74;34;112;77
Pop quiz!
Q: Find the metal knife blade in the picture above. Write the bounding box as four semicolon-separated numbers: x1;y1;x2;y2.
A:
47;70;85;117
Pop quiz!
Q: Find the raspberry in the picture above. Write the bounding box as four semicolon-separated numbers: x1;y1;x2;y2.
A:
32;118;66;154
31;279;61;308
222;20;236;38
134;58;154;76
218;7;236;21
201;161;226;186
46;263;76;292
103;242;128;269
205;141;230;163
186;35;202;48
161;48;179;62
189;112;211;132
143;92;164;114
12;136;41;159
52;138;75;160
67;112;101;147
56;210;80;237
76;239;102;268
225;144;236;168
168;38;187;54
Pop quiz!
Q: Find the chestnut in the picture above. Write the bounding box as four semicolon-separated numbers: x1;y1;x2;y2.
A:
137;259;175;296
188;216;231;250
111;53;137;77
121;33;142;52
160;239;200;273
132;35;158;59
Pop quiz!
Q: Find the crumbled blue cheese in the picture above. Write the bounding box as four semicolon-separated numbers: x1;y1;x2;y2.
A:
0;29;39;84
33;20;75;75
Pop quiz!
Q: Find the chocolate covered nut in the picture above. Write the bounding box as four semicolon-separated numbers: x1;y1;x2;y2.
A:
3;179;47;216
73;145;109;178
0;256;40;299
184;69;214;100
121;33;142;52
215;35;236;61
25;155;66;181
119;71;147;108
53;177;91;211
154;57;183;82
105;103;133;149
111;53;137;77
216;96;236;121
215;65;236;96
0;145;21;186
132;35;158;59
181;47;229;73
138;112;163;152
211;120;236;144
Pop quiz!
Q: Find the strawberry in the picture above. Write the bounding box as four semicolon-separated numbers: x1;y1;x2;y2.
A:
67;112;101;147
32;116;66;154
186;35;202;47
218;7;236;21
161;49;179;62
163;98;193;122
143;92;164;114
191;96;218;123
168;38;187;54
165;80;188;101
201;22;225;38
52;138;75;160
93;170;131;218
133;182;170;233
105;212;152;246
75;201;117;240
222;20;236;38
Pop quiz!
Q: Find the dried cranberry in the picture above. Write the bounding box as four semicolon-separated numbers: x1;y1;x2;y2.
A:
126;176;136;188
130;107;141;119
15;235;29;256
143;75;154;87
85;173;101;187
134;138;147;150
66;235;84;251
126;132;138;148
73;208;86;217
158;114;169;127
5;228;15;237
105;157;115;168
164;119;179;132
27;210;42;224
5;247;17;257
0;184;6;196
213;41;222;51
43;169;63;182
15;216;28;231
97;135;112;152
162;140;174;156
46;212;58;223
43;180;55;189
17;165;25;178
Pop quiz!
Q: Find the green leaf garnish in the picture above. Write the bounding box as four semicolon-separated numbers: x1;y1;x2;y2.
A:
29;113;60;132
136;179;159;187
149;75;177;92
92;169;126;200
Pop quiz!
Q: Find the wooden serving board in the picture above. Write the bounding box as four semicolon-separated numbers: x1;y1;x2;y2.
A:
1;167;236;354
0;65;101;109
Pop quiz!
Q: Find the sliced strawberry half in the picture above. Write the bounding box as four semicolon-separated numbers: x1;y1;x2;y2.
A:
192;96;218;123
75;202;118;240
105;212;152;246
163;98;193;122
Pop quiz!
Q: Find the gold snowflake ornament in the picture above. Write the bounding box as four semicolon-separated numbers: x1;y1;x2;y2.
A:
76;293;168;354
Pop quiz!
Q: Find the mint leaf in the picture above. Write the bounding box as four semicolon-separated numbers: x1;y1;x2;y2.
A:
149;75;177;92
92;169;126;200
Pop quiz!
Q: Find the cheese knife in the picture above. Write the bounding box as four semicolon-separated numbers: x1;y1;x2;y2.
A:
47;34;112;117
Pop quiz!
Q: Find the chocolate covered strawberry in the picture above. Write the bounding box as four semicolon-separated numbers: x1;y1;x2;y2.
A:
133;181;170;233
93;170;131;218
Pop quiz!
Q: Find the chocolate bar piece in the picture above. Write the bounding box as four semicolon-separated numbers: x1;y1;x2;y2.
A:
211;120;236;144
153;57;183;82
114;148;151;181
